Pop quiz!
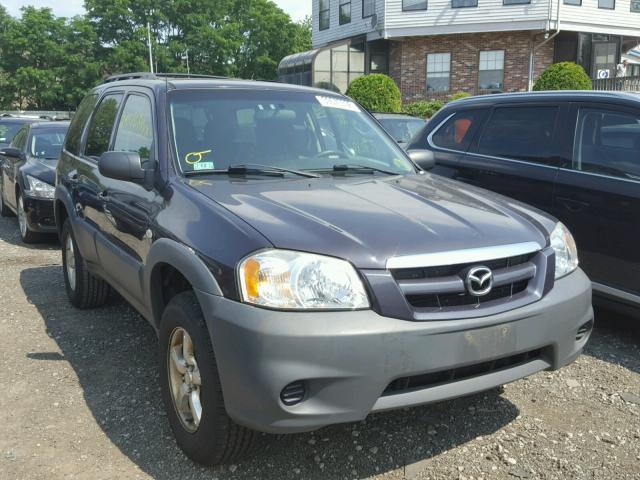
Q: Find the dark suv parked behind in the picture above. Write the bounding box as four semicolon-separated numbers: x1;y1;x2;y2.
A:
408;91;640;315
55;74;593;465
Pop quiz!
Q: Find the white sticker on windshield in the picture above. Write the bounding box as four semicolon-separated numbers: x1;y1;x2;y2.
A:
316;95;360;112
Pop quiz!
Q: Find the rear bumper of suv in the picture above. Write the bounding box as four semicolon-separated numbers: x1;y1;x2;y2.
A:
197;268;593;434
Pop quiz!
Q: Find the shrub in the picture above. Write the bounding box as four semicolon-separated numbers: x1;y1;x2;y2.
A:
403;100;445;119
533;62;592;91
345;74;402;113
449;92;472;101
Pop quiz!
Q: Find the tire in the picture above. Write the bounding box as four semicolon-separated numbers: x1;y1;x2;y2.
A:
0;181;13;217
158;291;257;465
61;219;110;308
17;193;43;243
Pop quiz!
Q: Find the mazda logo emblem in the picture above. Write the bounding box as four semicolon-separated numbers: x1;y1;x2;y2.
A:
466;266;493;297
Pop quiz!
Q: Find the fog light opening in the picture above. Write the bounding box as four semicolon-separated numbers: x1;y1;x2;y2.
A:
576;320;594;341
280;381;306;406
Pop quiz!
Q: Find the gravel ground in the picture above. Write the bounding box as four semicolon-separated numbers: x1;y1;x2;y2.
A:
0;213;639;480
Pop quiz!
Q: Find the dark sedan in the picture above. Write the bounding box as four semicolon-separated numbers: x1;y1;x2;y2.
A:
374;113;427;149
0;121;69;242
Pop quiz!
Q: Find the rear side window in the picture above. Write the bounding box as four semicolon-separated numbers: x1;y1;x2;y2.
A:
65;94;97;155
85;93;123;159
477;106;559;163
573;108;640;180
113;95;154;162
431;110;485;151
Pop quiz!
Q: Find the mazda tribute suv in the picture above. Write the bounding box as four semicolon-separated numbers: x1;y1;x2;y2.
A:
54;73;593;465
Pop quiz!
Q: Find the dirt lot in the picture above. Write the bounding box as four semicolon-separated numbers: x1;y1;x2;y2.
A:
0;214;639;480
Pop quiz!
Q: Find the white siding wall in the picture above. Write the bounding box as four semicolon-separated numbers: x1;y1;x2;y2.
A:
559;0;640;37
313;0;640;46
312;0;386;47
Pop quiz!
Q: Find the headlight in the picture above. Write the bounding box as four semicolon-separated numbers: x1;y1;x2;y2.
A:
26;175;55;199
238;249;370;310
550;222;578;279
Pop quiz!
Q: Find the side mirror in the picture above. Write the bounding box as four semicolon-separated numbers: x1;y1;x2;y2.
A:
408;149;436;171
99;151;146;183
1;147;25;159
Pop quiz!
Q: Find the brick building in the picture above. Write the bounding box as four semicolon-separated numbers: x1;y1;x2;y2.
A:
278;0;640;102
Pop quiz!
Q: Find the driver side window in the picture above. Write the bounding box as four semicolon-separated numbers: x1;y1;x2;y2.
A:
573;108;640;180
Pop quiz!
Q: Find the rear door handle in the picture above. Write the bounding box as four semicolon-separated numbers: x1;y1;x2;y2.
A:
556;196;590;212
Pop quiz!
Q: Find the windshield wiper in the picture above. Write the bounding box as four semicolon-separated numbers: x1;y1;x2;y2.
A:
185;163;321;178
330;164;399;175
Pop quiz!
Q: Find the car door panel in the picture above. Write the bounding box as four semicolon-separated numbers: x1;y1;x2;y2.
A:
553;102;640;297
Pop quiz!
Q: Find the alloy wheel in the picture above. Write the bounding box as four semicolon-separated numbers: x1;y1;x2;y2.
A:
65;233;76;291
17;195;27;238
168;327;203;433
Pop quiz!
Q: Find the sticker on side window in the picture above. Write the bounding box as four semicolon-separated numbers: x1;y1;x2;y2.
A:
316;96;360;113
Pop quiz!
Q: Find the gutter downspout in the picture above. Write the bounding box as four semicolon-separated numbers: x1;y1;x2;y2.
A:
528;0;561;90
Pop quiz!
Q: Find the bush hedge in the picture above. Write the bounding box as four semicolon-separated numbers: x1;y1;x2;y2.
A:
402;100;444;119
345;74;402;113
533;62;592;91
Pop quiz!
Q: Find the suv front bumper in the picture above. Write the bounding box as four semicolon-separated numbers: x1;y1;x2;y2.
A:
197;268;592;434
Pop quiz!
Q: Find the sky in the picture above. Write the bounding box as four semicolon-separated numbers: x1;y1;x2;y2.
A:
1;0;311;21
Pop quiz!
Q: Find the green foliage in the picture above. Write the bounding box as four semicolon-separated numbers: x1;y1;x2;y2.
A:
0;2;312;110
450;92;472;101
403;100;445;119
345;74;402;113
533;62;592;91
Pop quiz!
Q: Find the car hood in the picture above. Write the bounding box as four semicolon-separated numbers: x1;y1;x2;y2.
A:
187;174;552;269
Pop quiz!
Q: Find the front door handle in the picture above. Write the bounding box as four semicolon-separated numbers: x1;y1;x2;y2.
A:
556;196;590;212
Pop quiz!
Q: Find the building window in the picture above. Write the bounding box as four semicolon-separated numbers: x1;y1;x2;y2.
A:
339;1;351;24
478;50;504;91
564;0;581;5
426;53;451;92
633;0;640;11
503;0;531;4
453;0;478;7
598;0;615;8
363;0;376;17
403;0;428;11
319;0;330;30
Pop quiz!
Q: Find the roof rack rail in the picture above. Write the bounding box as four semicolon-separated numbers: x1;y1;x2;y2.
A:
103;72;230;84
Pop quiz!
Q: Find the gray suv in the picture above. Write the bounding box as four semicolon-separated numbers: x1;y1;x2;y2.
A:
54;73;593;465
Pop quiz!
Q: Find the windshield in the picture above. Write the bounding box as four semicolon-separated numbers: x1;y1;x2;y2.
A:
168;90;415;175
0;122;25;146
30;128;67;160
378;118;426;144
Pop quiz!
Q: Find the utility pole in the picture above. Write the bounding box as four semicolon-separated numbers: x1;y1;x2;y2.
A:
147;21;154;74
186;49;190;75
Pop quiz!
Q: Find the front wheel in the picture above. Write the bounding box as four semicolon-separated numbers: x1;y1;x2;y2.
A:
0;181;12;217
61;219;110;308
158;291;257;465
17;193;42;243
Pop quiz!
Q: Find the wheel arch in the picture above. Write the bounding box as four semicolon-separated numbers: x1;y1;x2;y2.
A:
145;239;223;329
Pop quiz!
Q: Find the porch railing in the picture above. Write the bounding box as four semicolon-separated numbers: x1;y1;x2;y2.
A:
592;76;640;92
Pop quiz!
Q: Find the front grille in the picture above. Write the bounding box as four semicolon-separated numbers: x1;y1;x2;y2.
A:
391;252;538;313
392;253;534;281
383;348;544;395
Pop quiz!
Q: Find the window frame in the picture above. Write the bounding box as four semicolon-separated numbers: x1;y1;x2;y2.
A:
478;50;505;92
598;0;615;9
402;0;428;11
82;90;125;161
112;92;157;163
319;0;330;30
339;0;352;25
470;103;564;167
569;103;640;181
563;0;582;5
503;0;531;4
426;108;489;154
632;0;640;12
426;52;452;93
64;93;99;156
452;0;478;7
363;0;376;17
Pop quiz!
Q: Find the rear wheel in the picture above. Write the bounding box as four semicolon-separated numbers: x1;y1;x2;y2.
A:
159;291;257;465
0;181;12;217
17;193;42;243
61;219;110;308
